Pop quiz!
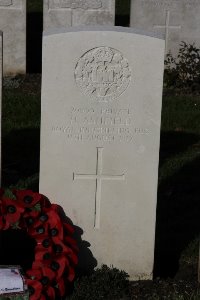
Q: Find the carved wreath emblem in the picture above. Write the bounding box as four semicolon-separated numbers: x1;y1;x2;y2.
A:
75;47;131;102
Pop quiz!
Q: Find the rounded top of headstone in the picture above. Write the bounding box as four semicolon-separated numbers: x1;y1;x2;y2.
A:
43;26;165;40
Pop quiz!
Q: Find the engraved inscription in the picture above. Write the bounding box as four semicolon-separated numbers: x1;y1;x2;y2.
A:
73;147;125;229
49;0;103;10
75;47;131;102
0;0;12;6
52;106;150;143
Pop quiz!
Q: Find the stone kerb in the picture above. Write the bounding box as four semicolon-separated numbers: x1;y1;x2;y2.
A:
40;26;165;280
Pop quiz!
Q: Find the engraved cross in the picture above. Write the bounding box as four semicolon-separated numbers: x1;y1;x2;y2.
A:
73;147;125;229
154;10;181;53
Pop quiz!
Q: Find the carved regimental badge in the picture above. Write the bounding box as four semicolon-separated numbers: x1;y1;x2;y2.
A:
75;47;131;102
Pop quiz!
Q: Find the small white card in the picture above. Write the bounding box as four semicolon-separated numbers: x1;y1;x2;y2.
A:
0;268;24;294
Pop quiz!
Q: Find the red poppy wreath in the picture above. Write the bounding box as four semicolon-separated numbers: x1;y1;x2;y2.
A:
0;189;78;300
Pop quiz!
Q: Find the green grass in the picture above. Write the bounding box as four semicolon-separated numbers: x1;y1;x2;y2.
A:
159;95;200;181
2;76;41;190
2;92;40;135
153;95;200;286
161;95;200;133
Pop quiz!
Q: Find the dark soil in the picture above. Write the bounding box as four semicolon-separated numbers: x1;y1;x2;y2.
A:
129;279;199;299
129;248;199;299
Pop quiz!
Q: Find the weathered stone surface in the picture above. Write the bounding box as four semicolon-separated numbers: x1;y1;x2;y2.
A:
0;0;26;75
43;0;115;30
130;0;200;55
40;27;165;279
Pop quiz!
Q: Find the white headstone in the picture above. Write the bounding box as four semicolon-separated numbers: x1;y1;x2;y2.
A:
0;0;26;75
43;0;115;30
40;27;165;280
130;0;200;55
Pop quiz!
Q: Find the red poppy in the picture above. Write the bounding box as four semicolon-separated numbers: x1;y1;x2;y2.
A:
65;235;79;253
23;209;40;219
56;277;65;296
0;200;9;230
26;267;42;280
46;285;55;299
67;265;76;282
50;255;68;279
26;279;43;300
35;235;53;251
0;189;78;300
34;242;53;257
28;222;49;238
21;209;41;230
30;264;56;282
27;264;56;299
31;212;49;229
2;198;24;224
63;222;75;235
42;266;55;282
35;249;52;263
44;206;62;224
13;190;42;208
44;208;64;240
52;237;78;265
39;195;51;209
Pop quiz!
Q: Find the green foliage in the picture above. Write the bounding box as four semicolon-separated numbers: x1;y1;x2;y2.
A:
161;95;200;133
0;294;29;300
166;292;200;300
3;77;24;89
2;75;41;190
164;42;200;93
8;175;39;191
180;238;199;263
70;265;130;300
2;91;40;136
